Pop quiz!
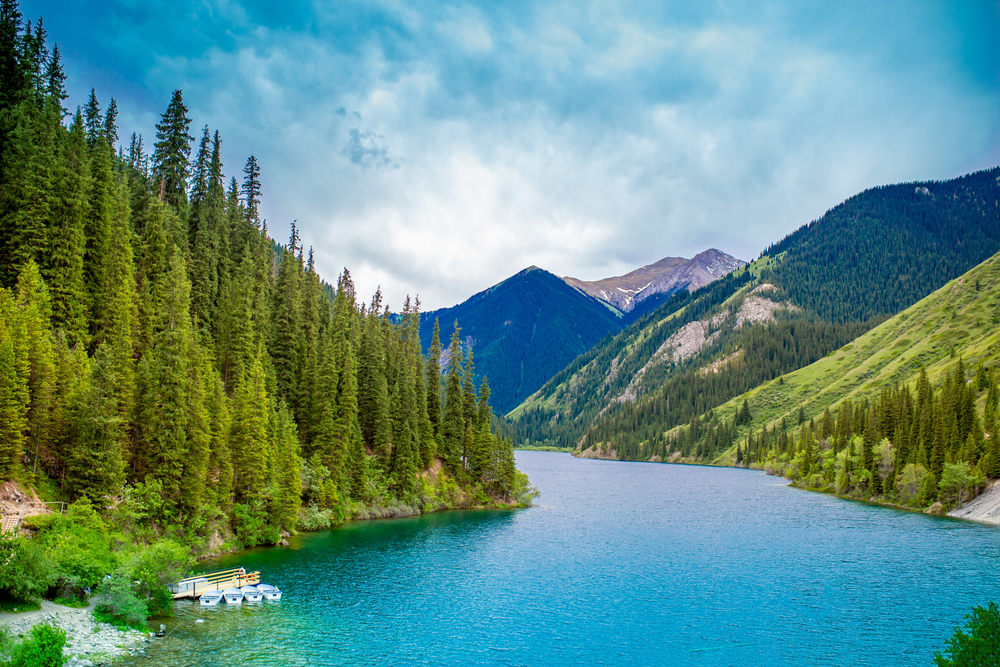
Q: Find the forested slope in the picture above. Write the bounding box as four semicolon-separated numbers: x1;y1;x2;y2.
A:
420;266;623;414
506;167;1000;454
696;250;1000;511
0;3;533;557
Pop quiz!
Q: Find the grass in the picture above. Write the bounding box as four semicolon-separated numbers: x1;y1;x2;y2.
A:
92;608;147;632
0;599;42;613
700;249;1000;463
53;596;90;609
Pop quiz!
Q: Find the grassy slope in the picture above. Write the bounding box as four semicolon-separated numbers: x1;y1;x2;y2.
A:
700;250;1000;463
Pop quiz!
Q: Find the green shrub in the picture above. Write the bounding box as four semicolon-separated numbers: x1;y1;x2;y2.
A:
94;574;148;628
6;623;67;667
26;498;117;595
231;501;280;548
935;601;1000;666
122;540;191;618
0;534;52;603
297;504;333;531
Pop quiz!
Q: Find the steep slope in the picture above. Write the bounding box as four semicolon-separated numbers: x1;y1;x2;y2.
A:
697;249;1000;453
420;267;624;414
562;249;745;317
507;166;1000;451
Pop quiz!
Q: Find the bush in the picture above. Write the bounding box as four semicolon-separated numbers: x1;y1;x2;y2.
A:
0;534;52;603
122;540;191;618
297;504;333;532
6;623;67;667
94;574;148;628
935;601;1000;666
26;498;117;597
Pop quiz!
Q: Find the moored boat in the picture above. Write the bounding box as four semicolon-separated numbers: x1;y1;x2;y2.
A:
257;583;282;601
199;590;223;606
223;587;244;604
241;585;262;602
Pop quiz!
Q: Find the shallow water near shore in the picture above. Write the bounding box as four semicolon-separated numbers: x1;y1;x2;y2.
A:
125;452;1000;666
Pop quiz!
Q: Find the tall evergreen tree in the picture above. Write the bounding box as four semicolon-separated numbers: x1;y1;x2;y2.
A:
151;89;193;210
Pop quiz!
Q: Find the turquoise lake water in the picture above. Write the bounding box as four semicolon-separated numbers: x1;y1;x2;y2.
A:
126;451;1000;666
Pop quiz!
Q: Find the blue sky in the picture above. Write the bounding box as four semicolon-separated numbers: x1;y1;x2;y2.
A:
27;0;1000;310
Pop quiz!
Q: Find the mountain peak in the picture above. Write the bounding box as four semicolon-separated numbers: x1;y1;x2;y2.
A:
562;249;745;314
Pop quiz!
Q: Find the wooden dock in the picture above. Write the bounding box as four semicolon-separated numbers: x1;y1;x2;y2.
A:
171;568;261;599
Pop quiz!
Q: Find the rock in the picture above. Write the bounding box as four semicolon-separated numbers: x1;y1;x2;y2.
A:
195;619;204;624
926;501;946;515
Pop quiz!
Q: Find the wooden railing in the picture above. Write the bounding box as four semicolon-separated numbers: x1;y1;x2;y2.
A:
1;500;66;535
172;568;261;599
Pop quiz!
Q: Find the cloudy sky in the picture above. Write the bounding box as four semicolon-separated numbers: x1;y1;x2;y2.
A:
27;0;1000;310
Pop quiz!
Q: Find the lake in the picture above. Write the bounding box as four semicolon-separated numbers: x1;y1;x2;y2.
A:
125;451;1000;666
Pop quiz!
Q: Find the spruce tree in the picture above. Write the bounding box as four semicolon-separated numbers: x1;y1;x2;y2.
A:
151;89;193;210
441;324;466;476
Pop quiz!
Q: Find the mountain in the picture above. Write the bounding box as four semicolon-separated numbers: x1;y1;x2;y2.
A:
419;266;625;414
506;166;1000;453
705;247;1000;458
563;249;745;319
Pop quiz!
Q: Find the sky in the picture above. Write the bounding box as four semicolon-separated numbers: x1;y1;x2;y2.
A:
25;0;1000;310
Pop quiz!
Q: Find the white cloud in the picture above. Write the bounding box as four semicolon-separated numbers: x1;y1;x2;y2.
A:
61;0;1000;311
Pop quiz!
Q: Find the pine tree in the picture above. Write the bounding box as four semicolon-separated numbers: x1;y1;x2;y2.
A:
229;346;270;503
441;324;466;476
134;251;194;518
13;260;56;482
425;319;443;441
0;286;28;476
241;155;261;226
63;345;125;501
151;89;193;210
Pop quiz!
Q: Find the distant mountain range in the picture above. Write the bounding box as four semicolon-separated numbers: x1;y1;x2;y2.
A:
420;250;745;414
564;249;745;318
506;166;1000;454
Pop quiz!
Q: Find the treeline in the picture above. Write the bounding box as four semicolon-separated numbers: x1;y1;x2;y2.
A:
762;168;1000;324
0;2;532;551
582;312;874;457
740;360;998;507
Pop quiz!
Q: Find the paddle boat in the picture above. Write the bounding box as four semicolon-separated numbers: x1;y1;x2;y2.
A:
223;587;244;604
199;590;224;607
240;585;263;603
257;583;282;601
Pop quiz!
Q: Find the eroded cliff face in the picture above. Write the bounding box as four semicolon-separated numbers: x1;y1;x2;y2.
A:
563;248;745;314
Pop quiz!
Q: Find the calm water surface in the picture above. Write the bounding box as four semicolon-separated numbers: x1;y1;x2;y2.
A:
127;452;1000;666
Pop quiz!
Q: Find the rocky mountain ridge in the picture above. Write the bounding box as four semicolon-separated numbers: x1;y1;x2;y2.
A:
562;249;745;314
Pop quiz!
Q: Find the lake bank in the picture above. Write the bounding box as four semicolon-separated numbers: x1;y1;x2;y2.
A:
121;451;999;666
570;447;1000;527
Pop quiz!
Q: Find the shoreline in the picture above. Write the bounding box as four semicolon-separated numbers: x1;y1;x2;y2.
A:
0;600;152;666
564;448;1000;527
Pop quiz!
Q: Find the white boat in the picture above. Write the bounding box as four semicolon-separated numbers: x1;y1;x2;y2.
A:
257;583;282;601
240;585;262;603
223;587;244;604
199;590;223;606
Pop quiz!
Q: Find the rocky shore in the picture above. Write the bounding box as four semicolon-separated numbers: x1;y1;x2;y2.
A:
0;600;151;666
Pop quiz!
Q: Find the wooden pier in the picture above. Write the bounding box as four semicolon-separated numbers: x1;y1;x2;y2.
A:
171;568;261;599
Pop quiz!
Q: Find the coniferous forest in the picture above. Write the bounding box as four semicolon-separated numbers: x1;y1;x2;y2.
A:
0;1;535;556
743;361;1000;509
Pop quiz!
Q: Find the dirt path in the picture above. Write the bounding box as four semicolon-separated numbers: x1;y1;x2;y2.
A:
0;598;150;666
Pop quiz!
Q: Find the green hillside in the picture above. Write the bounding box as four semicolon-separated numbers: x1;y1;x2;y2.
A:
506;167;1000;452
702;248;1000;455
